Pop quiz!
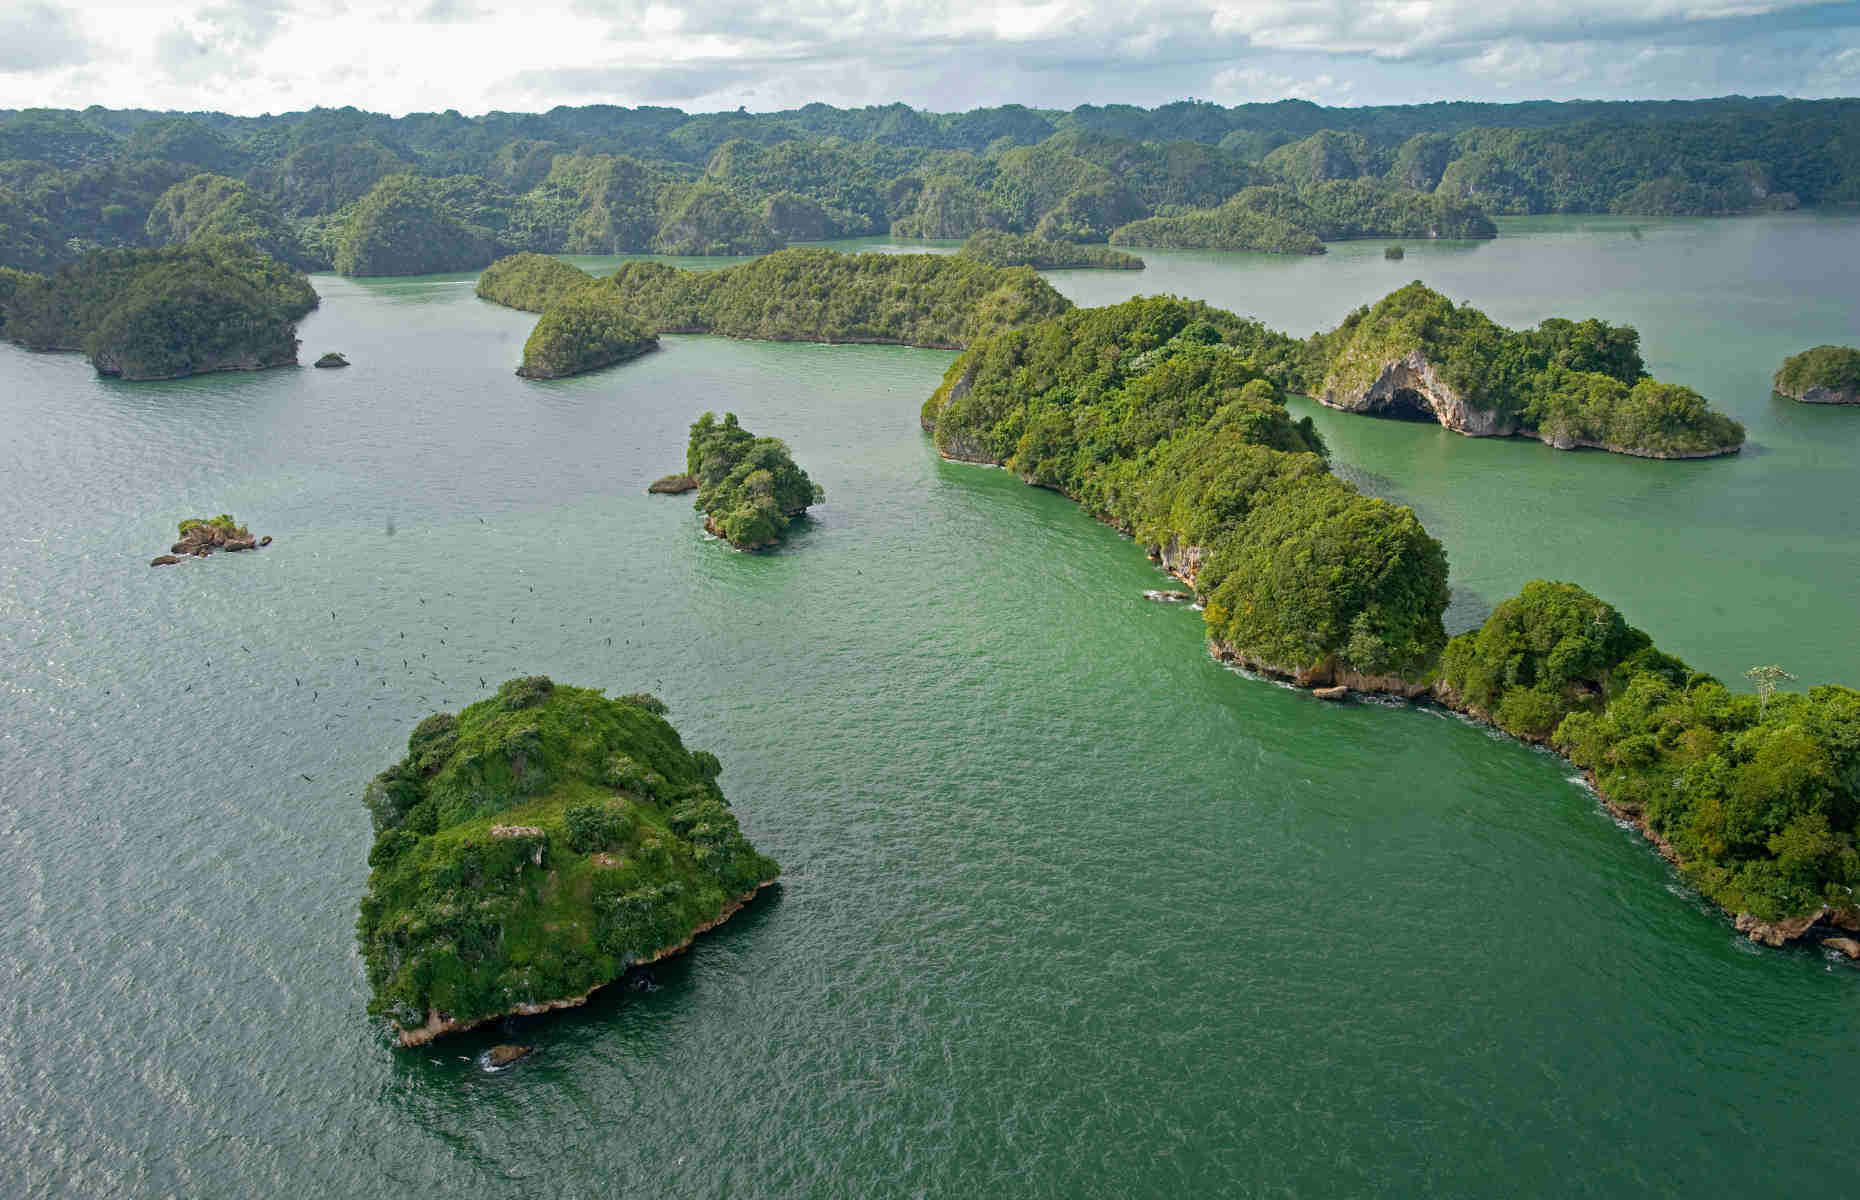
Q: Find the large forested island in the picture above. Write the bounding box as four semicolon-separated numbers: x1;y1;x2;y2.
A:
1773;345;1860;405
477;247;1073;373
685;412;825;550
922;296;1860;949
0;97;1851;278
0;240;317;379
356;677;779;1045
1308;283;1745;457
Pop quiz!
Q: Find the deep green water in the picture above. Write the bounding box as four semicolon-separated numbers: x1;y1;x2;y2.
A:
3;214;1857;1197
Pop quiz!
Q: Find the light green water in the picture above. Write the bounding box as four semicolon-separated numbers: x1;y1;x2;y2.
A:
1;214;1856;1198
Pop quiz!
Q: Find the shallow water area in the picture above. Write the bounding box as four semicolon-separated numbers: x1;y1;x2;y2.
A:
3;216;1858;1197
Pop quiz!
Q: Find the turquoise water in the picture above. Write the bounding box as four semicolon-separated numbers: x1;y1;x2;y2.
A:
2;215;1857;1197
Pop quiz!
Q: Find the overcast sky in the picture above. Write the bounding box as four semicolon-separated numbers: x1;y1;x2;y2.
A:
2;1;1857;117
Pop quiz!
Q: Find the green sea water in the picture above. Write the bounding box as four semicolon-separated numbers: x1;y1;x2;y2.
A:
2;213;1857;1197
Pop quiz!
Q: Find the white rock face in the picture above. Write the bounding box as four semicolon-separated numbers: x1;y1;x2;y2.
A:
1321;350;1518;437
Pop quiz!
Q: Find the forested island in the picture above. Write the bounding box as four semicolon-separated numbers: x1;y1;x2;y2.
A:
957;231;1143;269
356;677;779;1045
476;248;1072;374
0;241;317;379
922;296;1859;950
1309;283;1745;457
516;289;658;378
1773;345;1860;405
1110;181;1495;252
684;412;824;549
0;96;1851;277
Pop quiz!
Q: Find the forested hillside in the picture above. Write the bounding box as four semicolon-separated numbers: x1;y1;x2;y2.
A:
0;97;1849;276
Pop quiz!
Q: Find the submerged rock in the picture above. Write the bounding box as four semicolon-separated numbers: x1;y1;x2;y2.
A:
486;1044;535;1068
149;554;182;567
1143;589;1194;603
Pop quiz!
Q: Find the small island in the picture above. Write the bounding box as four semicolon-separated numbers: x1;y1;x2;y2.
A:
1773;344;1860;405
151;513;271;564
356;677;780;1046
1313;282;1745;458
314;352;349;368
475;251;593;313
516;286;658;379
686;412;824;550
957;230;1143;270
0;243;318;380
1111;202;1323;254
1109;180;1496;254
475;248;1073;360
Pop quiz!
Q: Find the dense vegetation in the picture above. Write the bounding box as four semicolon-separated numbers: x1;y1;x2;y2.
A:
1110;180;1494;252
517;286;658;378
957;230;1143;270
926;297;1854;935
482;248;1072;350
1314;282;1746;456
686;412;825;549
476;251;599;312
357;677;779;1042
1438;582;1860;926
145;173;315;269
1773;345;1860;403
0;241;317;379
1110;201;1324;254
923;296;1449;683
0;97;1851;276
333;174;498;276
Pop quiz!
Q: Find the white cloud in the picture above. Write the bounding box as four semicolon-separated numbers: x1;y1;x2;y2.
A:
0;1;1854;114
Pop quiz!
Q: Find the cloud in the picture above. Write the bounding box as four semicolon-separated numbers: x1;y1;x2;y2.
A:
0;4;92;73
0;1;1857;115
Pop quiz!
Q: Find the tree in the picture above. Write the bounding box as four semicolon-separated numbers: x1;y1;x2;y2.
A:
1745;665;1796;716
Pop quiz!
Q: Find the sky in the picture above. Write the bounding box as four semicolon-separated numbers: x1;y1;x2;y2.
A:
1;1;1857;117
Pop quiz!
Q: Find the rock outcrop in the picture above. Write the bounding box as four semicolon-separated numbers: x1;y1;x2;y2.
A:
1321;350;1519;437
648;474;697;494
166;515;270;560
314;352;349;368
1792;385;1860;406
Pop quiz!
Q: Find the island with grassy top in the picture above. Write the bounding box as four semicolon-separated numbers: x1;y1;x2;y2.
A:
1309;282;1745;457
921;295;1858;955
957;230;1143;270
685;412;824;550
0;241;317;380
1773;344;1860;405
356;676;780;1046
476;248;1073;363
150;513;271;565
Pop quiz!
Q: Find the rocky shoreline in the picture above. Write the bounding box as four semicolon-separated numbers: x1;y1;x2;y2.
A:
1320;350;1744;458
395;877;777;1047
941;439;1852;960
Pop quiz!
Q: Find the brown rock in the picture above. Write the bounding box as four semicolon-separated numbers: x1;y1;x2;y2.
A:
1313;685;1349;701
223;537;257;552
150;554;182;567
648;473;698;495
486;1044;534;1068
258;535;272;547
1822;937;1860;960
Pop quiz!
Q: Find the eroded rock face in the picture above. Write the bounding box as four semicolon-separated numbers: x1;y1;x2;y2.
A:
1795;385;1860;405
1321;351;1519;438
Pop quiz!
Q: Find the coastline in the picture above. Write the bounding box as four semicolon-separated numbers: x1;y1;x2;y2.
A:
939;441;1855;959
394;876;779;1048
